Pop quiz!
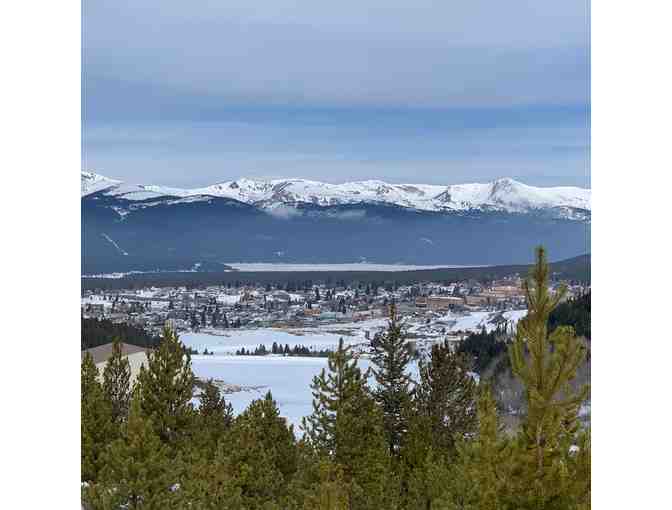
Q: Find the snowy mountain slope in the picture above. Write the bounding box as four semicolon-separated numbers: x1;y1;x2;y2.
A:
81;171;121;196
81;171;590;217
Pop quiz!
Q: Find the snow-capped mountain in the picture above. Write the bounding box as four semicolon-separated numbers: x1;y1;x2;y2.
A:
81;171;590;217
82;170;590;273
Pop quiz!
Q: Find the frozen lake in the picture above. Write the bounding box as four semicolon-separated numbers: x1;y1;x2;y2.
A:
184;310;526;430
181;328;372;355
224;262;485;272
191;355;375;431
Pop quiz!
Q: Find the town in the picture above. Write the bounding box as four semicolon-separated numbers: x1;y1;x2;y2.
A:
82;274;589;350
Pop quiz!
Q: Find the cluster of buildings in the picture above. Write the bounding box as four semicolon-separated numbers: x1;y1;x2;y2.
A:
415;278;528;311
82;275;588;337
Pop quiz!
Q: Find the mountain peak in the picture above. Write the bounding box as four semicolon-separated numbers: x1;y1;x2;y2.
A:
81;171;590;217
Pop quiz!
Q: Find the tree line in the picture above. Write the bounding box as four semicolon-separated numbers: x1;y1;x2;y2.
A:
81;253;590;291
81;317;160;351
235;343;333;357
82;247;590;509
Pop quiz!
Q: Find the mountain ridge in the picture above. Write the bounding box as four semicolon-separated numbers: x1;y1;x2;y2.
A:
82;170;590;273
81;171;590;219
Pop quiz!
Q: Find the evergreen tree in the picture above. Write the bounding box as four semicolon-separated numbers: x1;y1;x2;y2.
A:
195;379;234;450
506;246;591;509
413;339;478;454
439;384;513;510
83;394;178;509
102;337;132;423
335;384;399;509
176;449;245;509
219;392;298;508
137;326;196;447
301;338;367;455
81;353;116;483
301;340;397;509
289;454;350;510
370;303;413;455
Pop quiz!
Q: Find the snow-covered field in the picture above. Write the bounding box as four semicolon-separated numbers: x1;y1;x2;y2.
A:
224;263;484;272
190;355;426;431
192;355;361;429
185;310;527;429
413;309;528;335
181;328;368;355
182;309;528;355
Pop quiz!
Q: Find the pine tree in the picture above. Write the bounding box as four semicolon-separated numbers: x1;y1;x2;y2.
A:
370;303;413;455
83;394;178;509
137;326;196;447
335;384;399;510
102;337;132;423
442;384;513;510
176;448;245;509
291;456;350;510
219;392;298;507
195;379;234;451
413;339;477;454
506;246;591;508
81;353;116;483
301;338;368;455
301;340;397;509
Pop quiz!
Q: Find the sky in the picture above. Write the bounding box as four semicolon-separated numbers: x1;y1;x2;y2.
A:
82;1;590;188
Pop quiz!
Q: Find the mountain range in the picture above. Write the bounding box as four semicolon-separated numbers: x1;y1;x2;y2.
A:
81;171;590;274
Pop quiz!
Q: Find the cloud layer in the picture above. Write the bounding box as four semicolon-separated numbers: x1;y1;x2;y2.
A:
82;1;590;187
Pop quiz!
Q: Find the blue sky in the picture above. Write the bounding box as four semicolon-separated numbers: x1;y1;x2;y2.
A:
82;1;590;188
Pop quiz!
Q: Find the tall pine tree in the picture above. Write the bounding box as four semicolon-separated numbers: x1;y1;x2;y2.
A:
102;337;132;423
301;338;367;455
218;392;298;508
81;352;116;483
137;326;196;447
370;303;413;455
506;246;591;509
83;393;178;509
413;339;478;454
301;339;397;509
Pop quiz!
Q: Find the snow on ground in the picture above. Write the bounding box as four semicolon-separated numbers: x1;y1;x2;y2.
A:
192;355;422;431
186;310;528;430
182;309;527;356
413;309;527;335
181;329;367;355
223;262;484;272
192;355;342;429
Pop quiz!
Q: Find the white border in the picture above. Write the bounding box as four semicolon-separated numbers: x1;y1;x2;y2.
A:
1;3;81;507
592;0;672;507
3;1;672;507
